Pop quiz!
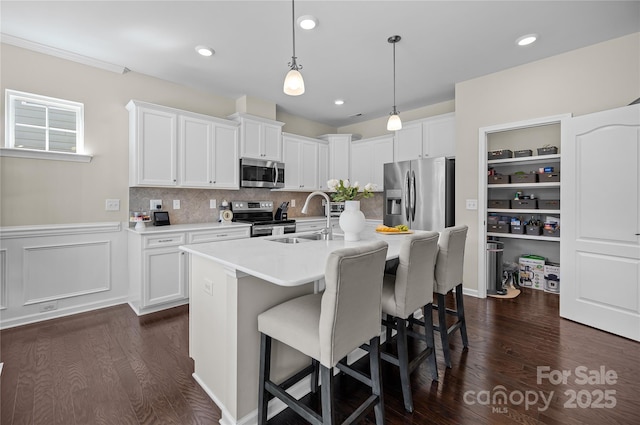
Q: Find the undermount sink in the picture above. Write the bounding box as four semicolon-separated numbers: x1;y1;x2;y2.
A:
269;233;326;244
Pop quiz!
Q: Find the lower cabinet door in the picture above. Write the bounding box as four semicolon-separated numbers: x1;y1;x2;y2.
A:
142;247;186;307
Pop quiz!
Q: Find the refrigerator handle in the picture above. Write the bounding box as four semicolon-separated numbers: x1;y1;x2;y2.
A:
410;170;416;221
404;170;411;221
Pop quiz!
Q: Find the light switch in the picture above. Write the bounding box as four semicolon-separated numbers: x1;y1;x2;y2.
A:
173;200;181;209
466;199;478;210
210;199;216;209
291;199;296;208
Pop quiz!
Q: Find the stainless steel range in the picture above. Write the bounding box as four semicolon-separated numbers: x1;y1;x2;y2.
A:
231;200;296;237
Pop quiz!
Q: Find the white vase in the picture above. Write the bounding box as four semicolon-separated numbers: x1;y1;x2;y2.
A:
339;200;366;241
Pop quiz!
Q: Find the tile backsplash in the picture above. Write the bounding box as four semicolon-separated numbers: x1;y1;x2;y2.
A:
129;187;383;226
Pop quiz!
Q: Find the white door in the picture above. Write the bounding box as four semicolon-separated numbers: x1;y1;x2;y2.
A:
212;124;239;189
180;115;212;187
560;104;640;341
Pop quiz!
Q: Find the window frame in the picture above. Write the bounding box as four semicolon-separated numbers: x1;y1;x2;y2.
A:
2;89;91;162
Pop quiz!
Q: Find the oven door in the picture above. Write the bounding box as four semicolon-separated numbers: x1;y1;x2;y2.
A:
240;158;285;188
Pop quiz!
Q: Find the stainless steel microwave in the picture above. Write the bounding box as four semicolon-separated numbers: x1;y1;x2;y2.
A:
240;158;285;188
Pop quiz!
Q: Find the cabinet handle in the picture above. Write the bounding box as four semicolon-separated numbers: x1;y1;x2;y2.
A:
158;239;174;243
216;234;228;237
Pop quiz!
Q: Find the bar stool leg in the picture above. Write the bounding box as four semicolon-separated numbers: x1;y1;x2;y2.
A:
368;336;385;425
258;333;271;425
395;319;413;412
320;366;335;425
455;284;469;348
422;304;439;381
437;293;452;368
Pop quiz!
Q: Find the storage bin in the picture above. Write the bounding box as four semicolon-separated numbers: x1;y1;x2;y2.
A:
514;149;533;157
539;172;560;182
525;225;542;235
488;150;513;160
487;223;509;233
511;199;538;209
487;215;500;224
510;224;525;234
488;175;510;184
538;200;560;210
488;200;510;209
537;146;558;155
543;227;560;237
510;173;538;184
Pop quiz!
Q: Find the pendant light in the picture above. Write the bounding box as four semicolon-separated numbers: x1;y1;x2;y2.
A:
386;35;402;131
283;0;305;96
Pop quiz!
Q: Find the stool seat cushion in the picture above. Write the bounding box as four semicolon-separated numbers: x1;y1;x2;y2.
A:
258;293;322;362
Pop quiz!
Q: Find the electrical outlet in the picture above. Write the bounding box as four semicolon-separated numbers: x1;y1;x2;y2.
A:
466;199;478;210
173;200;180;209
150;199;162;211
203;279;213;295
105;199;120;211
291;199;296;208
210;199;216;209
39;301;58;313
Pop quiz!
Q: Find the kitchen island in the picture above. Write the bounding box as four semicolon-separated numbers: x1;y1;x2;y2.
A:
179;228;412;425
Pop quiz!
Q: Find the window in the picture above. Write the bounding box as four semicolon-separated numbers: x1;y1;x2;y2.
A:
2;90;90;162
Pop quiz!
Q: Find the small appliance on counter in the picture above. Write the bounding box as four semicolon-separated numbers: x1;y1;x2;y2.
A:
218;200;232;222
323;201;345;217
153;211;171;226
274;201;289;220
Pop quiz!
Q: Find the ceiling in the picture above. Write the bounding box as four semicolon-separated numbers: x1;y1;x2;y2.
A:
1;1;639;128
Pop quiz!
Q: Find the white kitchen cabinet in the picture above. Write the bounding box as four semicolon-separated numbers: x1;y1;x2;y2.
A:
350;135;394;191
127;101;178;186
128;225;250;315
317;142;330;190
229;113;284;161
127;100;239;189
296;218;339;233
319;134;352;181
129;231;187;315
179;115;239;189
282;133;328;191
394;113;455;162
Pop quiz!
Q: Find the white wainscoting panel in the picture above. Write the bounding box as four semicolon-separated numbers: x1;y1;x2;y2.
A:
0;249;6;309
23;241;111;305
0;222;129;329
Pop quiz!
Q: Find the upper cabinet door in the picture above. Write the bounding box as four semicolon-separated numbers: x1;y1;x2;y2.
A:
212;124;239;189
424;113;455;158
232;113;284;161
262;123;283;161
180;115;212;188
394;122;423;162
394;113;455;162
128;102;178;187
317;142;329;190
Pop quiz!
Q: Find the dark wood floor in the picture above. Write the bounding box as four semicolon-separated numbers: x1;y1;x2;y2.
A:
1;289;638;424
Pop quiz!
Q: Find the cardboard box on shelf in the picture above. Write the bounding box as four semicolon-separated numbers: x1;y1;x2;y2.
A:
519;255;546;290
544;263;560;293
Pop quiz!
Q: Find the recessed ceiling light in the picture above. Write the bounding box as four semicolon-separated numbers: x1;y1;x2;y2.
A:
516;34;538;46
297;15;318;30
195;45;214;57
334;99;345;106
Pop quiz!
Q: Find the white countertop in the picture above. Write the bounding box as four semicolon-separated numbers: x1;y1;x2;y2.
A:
127;221;251;234
180;229;418;287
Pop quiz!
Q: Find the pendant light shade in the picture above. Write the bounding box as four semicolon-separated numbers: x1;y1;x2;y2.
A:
284;0;304;96
386;35;402;131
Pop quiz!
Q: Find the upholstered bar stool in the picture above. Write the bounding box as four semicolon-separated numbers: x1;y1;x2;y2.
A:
379;231;440;412
257;241;388;425
432;225;469;368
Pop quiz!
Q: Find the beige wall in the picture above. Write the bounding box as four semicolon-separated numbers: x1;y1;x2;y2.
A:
455;32;640;292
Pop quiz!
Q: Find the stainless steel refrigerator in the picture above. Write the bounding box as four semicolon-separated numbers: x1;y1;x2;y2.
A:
383;157;455;231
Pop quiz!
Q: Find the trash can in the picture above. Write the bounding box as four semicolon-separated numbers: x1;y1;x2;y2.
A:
487;241;506;295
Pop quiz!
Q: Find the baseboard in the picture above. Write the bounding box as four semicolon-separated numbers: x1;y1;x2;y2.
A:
463;287;480;298
0;296;129;330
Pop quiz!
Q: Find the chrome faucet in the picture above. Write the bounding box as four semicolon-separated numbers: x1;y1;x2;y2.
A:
301;191;333;240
